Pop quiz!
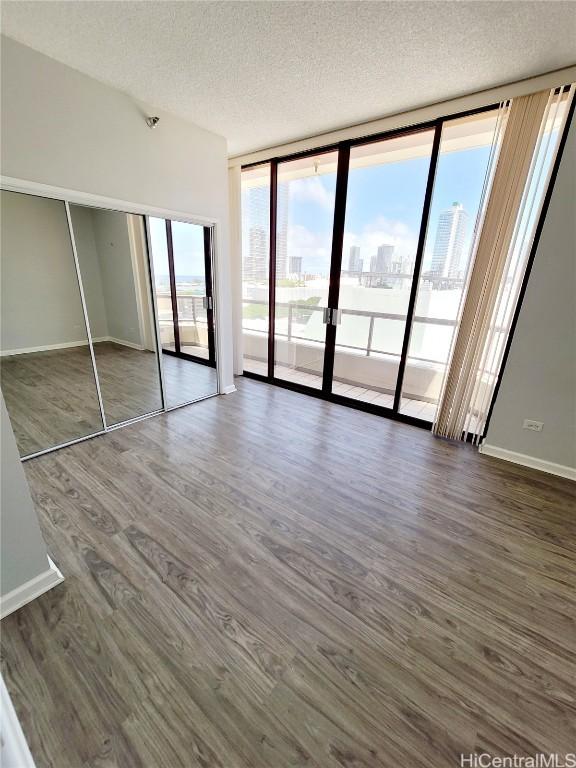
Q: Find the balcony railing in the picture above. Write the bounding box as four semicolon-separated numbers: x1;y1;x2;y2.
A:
242;299;457;367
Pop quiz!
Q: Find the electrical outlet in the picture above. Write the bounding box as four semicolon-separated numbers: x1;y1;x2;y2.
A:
523;419;543;432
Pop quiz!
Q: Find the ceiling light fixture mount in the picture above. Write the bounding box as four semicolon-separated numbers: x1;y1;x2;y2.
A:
146;116;160;129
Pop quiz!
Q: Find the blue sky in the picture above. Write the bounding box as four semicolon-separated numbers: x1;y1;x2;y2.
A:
284;144;492;273
149;217;206;278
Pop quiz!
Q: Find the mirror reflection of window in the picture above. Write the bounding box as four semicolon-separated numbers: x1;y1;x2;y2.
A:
0;191;104;457
148;217;218;409
69;205;163;427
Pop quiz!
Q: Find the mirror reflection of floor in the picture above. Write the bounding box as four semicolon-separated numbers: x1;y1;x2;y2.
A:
161;352;218;409
0;342;218;457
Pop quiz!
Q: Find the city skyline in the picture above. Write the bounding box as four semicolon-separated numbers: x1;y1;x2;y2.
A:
242;138;492;283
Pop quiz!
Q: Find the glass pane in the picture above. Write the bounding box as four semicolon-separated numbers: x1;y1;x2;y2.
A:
241;163;270;376
333;130;435;404
0;191;104;456
149;218;218;408
400;109;501;420
70;204;163;427
274;151;338;388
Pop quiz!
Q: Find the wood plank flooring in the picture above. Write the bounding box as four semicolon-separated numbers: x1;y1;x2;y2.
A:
1;378;575;767
0;343;218;457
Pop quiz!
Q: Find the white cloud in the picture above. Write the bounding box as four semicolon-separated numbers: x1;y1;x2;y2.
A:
288;177;335;211
282;215;420;274
287;224;332;268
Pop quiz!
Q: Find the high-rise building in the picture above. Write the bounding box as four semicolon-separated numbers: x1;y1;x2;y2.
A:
243;179;289;280
243;182;269;281
275;181;289;279
348;245;362;273
289;255;303;274
370;244;394;273
431;202;469;279
245;226;268;281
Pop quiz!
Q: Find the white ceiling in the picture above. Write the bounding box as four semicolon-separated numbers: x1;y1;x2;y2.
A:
2;1;575;156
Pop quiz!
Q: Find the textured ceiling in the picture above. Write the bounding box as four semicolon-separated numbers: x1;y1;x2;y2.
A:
2;1;575;155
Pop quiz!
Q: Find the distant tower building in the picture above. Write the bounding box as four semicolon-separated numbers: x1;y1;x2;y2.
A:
244;182;270;281
289;255;303;274
431;203;468;279
246;226;268;280
276;181;289;279
348;246;363;273
243;179;289;280
371;244;394;273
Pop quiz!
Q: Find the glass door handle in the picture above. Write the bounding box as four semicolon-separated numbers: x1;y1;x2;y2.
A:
323;308;341;325
202;296;213;310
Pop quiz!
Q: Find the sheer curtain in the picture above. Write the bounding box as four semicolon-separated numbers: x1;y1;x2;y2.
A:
433;85;574;442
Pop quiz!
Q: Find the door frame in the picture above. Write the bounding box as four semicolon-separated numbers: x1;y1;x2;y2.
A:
242;102;501;429
161;219;217;369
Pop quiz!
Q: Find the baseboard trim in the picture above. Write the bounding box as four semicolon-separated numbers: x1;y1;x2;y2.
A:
105;337;145;351
1;337;144;357
222;385;237;395
479;443;576;481
0;557;64;620
0;339;91;357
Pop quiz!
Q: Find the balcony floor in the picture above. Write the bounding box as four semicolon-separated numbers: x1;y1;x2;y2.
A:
244;357;438;422
164;343;210;360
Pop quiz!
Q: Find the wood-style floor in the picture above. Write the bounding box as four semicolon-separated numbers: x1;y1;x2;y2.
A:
1;378;575;767
0;343;218;457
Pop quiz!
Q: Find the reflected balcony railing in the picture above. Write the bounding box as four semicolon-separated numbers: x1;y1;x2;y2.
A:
156;292;209;327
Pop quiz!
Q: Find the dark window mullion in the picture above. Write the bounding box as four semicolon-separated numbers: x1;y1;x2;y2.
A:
393;121;443;413
165;219;181;356
323;142;351;394
203;226;216;367
268;160;278;379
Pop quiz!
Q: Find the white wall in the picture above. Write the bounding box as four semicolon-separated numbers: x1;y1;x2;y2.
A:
91;210;142;346
1;195;149;352
70;205;145;346
0;190;90;352
68;204;110;339
484;119;576;474
1;35;233;389
0;393;51;597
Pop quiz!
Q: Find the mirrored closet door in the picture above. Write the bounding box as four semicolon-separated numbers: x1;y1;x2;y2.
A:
0;190;104;457
69;204;163;427
148;217;218;408
1;189;220;460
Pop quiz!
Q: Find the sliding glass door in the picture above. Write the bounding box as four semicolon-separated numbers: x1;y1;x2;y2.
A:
241;163;271;375
273;151;338;389
332;129;435;407
398;110;503;419
240;105;504;426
